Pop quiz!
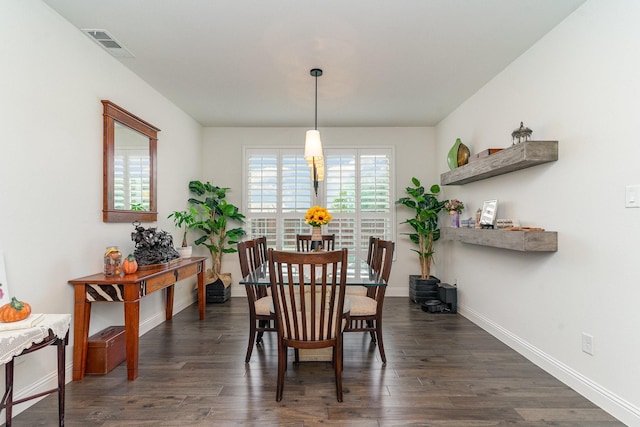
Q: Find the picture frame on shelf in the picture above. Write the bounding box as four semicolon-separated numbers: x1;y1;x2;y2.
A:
480;199;498;229
0;251;10;306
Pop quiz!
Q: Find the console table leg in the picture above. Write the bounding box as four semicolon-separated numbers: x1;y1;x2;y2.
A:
165;284;174;321
57;338;65;426
123;297;140;381
4;360;13;427
72;285;91;381
197;262;205;320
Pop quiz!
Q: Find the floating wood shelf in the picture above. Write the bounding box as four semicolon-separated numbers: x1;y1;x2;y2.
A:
441;228;557;252
440;140;558;185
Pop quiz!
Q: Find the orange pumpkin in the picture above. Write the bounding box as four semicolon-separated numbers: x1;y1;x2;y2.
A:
0;297;32;323
123;254;138;274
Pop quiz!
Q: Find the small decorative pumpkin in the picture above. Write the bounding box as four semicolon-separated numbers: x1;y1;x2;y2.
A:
0;297;32;323
122;254;138;274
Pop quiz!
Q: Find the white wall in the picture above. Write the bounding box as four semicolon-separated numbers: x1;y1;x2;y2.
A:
201;126;436;297
435;1;640;424
0;0;202;414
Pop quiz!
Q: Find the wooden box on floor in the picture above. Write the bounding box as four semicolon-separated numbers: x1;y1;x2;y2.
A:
86;326;126;374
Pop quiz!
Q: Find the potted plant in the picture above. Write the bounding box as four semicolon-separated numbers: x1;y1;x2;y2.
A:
168;206;198;258
396;177;447;303
188;180;246;302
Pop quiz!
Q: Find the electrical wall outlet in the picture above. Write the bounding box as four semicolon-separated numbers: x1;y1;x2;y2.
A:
582;333;594;355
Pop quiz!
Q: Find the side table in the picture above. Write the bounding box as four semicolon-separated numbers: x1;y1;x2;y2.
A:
0;313;71;427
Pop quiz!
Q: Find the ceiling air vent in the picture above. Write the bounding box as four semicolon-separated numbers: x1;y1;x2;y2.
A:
82;29;134;58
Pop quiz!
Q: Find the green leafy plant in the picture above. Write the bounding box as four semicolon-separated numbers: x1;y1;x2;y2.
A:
188;181;246;280
168;206;198;247
395;177;447;280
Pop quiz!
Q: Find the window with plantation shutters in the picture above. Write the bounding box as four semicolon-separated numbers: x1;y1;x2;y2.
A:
114;147;151;210
244;147;394;270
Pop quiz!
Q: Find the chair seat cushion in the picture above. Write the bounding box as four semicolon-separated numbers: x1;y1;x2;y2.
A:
270;297;351;315
346;286;367;296
349;295;377;316
255;295;272;316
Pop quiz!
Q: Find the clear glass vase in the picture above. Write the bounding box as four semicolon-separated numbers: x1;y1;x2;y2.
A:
104;246;122;276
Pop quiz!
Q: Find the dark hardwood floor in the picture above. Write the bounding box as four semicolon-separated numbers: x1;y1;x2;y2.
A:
16;297;623;426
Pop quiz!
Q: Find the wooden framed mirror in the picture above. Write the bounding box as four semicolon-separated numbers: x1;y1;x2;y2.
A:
102;100;159;222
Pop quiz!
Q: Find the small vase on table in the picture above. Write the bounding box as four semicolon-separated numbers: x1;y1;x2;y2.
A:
311;226;323;251
450;212;460;228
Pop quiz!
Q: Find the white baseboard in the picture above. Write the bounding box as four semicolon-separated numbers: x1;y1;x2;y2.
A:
460;304;640;427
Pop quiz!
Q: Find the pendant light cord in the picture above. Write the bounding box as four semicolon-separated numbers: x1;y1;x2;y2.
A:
314;73;318;130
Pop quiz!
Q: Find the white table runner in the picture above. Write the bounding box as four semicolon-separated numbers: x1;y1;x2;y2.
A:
0;314;71;364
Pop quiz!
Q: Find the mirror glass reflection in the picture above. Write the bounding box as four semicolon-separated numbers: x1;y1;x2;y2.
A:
114;122;151;211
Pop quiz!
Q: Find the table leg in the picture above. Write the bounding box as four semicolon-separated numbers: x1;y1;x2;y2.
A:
3;360;13;427
57;337;66;426
72;285;91;381
165;284;174;321
123;287;140;381
197;260;205;320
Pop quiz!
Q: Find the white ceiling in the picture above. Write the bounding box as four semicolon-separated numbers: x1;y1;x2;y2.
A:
42;0;585;127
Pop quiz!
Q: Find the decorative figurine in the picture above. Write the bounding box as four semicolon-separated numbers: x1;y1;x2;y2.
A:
511;121;532;145
130;221;180;266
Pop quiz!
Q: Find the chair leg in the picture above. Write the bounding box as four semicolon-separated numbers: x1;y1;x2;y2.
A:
245;321;257;363
256;320;265;344
375;320;386;364
334;341;343;402
367;320;376;343
276;341;286;402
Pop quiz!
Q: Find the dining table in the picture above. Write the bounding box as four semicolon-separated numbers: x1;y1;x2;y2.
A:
239;258;386;287
239;257;386;362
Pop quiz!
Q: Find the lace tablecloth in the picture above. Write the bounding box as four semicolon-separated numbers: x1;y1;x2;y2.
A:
0;314;71;365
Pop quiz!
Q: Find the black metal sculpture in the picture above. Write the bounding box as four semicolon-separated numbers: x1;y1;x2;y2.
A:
131;221;179;266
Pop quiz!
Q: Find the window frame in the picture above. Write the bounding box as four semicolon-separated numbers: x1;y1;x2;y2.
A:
242;145;395;262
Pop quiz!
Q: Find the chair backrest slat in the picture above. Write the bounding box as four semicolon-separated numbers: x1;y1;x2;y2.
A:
367;239;394;301
237;239;261;277
296;234;336;251
255;236;268;266
238;239;267;302
366;236;379;267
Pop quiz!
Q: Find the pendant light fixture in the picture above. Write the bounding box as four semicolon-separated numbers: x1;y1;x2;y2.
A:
304;68;324;196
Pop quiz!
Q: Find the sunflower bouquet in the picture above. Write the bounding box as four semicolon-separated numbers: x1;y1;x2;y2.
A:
305;206;332;226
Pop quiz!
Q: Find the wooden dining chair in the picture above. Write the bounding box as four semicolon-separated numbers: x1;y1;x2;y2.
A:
366;236;379;266
238;239;275;363
345;239;394;364
268;248;349;402
296;234;336;251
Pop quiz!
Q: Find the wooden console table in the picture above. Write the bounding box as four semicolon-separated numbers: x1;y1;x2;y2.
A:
0;313;71;427
68;257;206;381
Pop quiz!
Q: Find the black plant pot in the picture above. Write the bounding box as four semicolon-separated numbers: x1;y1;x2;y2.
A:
205;278;231;304
409;274;440;304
